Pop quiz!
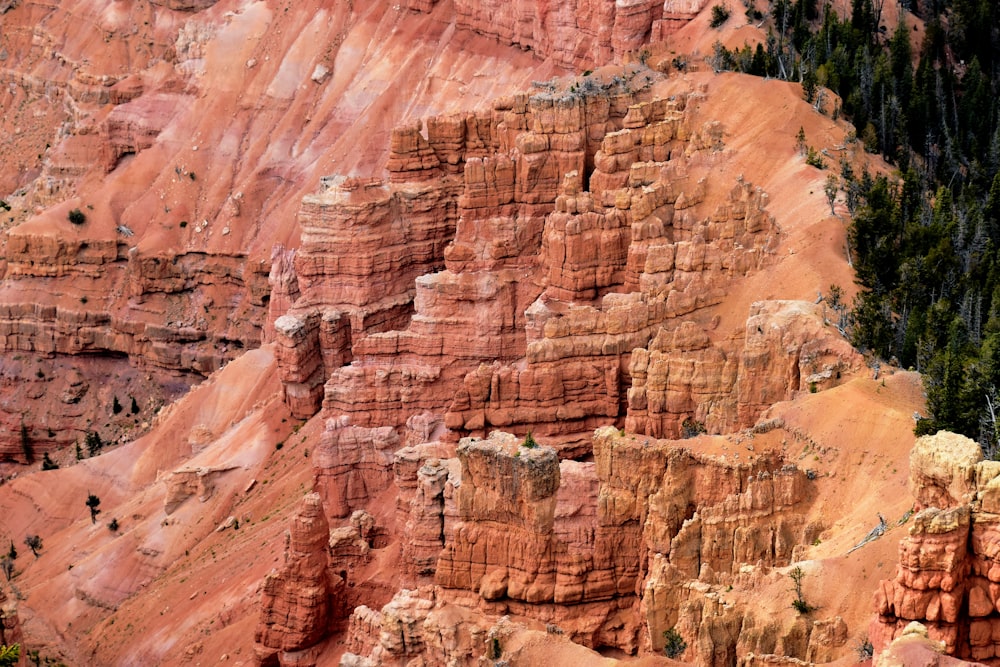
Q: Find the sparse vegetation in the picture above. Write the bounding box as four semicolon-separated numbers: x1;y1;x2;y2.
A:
108;518;119;532
0;644;19;667
855;636;874;661
24;534;42;558
663;627;687;658
522;432;538;449
85;431;103;457
41;453;59;470
824;173;839;214
488;636;502;660
86;494;101;524
805;146;826;169
112;396;122;415
68;208;86;225
789;566;816;614
681;417;707;438
710;3;731;28
20;421;33;464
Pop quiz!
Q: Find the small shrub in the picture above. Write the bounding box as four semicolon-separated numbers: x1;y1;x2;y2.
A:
130;396;140;414
0;643;19;667
24;534;42;558
41;453;59;470
796;126;807;154
681;417;706;438
68;208;86;225
275;441;284;450
789;566;816;614
809;382;818;393
710;4;731;28
108;518;119;532
805;146;826;169
914;418;937;436
488;637;502;660
85;431;103;457
855;636;874;661
86;493;101;524
663;627;687;658
179;220;188;228
20;422;33;464
112;396;123;415
791;598;815;613
522;432;538;449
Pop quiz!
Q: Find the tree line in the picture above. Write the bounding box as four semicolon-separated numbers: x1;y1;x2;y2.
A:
715;0;1000;451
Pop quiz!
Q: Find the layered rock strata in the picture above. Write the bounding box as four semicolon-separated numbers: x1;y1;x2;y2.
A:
443;0;667;68
872;432;1000;661
286;73;789;484
626;300;861;439
254;493;343;666
341;426;841;665
308;75;669;442
0;227;265;372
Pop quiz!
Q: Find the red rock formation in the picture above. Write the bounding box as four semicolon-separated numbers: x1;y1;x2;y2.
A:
342;587;493;666
627;300;861;439
452;0;664;67
0;0;565;463
872;432;1000;661
394;448;453;577
0;587;24;660
313;417;399;519
100;93;182;172
254;493;342;666
654;0;712;40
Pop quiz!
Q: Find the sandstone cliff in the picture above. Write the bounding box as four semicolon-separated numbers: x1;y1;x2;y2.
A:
872;431;1000;662
0;0;922;664
0;0;563;460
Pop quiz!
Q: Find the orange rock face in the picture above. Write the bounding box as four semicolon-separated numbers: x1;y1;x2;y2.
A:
0;0;920;663
627;301;861;439
254;493;342;665
0;0;560;458
873;433;1000;661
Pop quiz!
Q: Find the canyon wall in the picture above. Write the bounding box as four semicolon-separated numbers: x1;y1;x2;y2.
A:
408;0;713;67
0;0;565;460
269;65;861;523
335;426;848;666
